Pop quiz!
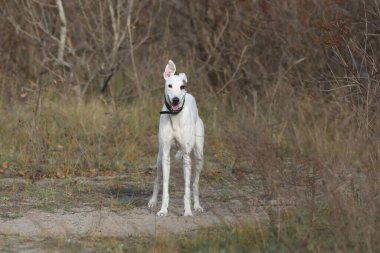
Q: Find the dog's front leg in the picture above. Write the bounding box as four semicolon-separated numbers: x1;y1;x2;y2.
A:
183;153;193;216
148;153;162;208
157;145;171;216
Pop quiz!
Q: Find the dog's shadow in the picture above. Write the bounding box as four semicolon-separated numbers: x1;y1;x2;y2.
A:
101;184;150;208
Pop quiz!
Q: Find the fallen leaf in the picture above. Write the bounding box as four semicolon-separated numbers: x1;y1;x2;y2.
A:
104;170;116;176
209;170;222;177
128;168;137;173
56;170;65;179
117;163;126;172
18;170;25;177
2;161;11;169
89;169;97;177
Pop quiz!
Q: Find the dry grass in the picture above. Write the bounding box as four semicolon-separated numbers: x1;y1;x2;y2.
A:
0;84;379;252
0;93;159;178
227;95;380;252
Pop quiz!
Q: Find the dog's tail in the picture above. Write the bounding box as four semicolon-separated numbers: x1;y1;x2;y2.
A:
175;150;183;161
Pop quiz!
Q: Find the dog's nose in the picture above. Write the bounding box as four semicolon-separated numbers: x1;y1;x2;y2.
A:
172;97;180;104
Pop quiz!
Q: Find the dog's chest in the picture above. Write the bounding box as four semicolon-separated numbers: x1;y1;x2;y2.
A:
169;115;192;143
170;119;183;139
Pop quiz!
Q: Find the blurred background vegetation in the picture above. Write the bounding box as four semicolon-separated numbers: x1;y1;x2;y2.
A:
0;0;380;251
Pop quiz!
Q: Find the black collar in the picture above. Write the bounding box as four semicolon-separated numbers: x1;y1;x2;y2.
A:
160;95;185;115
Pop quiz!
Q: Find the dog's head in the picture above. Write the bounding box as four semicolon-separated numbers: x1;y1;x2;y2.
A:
163;60;187;113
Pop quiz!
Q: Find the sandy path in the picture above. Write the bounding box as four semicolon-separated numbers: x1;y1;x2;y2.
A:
0;200;269;237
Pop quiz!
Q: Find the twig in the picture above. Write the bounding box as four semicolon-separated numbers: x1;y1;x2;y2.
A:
216;45;249;94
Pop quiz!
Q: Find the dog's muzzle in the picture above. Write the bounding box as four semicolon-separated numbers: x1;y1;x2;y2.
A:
171;97;180;111
160;95;186;114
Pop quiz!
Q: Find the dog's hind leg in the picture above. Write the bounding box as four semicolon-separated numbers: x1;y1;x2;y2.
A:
148;152;162;208
193;119;204;212
193;152;204;212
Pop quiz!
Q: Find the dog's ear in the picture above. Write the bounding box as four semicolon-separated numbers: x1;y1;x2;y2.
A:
163;60;176;80
179;73;187;83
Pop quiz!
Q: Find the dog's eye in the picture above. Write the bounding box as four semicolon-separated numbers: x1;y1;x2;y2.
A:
180;85;185;90
168;84;172;88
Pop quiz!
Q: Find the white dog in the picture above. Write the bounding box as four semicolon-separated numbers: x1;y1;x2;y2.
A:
148;60;204;217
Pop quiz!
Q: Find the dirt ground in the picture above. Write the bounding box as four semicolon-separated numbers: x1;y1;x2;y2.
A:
0;199;266;238
0;164;296;252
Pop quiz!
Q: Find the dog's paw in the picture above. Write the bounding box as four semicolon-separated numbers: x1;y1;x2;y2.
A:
194;205;204;213
183;210;193;217
156;209;168;217
148;199;157;208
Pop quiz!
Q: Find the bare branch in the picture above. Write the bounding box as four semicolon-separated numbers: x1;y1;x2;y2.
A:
55;0;70;67
127;0;142;98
